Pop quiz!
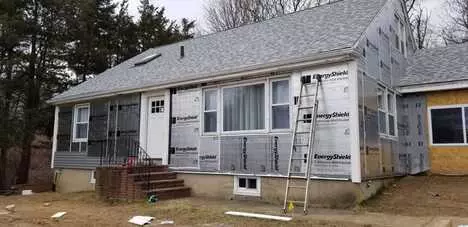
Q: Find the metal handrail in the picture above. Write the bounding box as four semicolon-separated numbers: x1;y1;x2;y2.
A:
99;136;156;196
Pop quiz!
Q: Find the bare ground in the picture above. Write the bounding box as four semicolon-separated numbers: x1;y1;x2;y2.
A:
0;192;379;227
2;175;468;226
361;175;468;217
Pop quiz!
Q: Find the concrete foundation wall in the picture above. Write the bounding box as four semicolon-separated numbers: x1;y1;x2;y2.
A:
177;173;392;208
54;169;95;193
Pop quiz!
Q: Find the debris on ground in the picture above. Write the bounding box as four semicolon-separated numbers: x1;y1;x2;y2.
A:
160;220;174;225
0;211;9;215
51;211;67;219
128;216;154;225
43;202;51;207
224;211;292;221
21;190;33;196
147;195;159;204
5;204;15;212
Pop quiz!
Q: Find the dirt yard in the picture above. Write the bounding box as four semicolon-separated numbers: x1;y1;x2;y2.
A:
361;175;468;217
0;192;377;227
2;175;468;226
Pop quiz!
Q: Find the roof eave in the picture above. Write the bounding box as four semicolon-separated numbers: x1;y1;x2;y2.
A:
398;79;468;94
48;48;357;105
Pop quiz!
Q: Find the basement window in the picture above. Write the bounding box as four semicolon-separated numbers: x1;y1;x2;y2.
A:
234;176;260;197
89;170;96;184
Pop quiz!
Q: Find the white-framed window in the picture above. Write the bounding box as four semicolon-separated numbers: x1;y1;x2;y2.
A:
73;104;90;142
89;170;96;184
377;86;397;137
394;14;407;56
233;176;261;196
222;83;265;132
271;79;290;130
203;89;218;133
429;105;468;146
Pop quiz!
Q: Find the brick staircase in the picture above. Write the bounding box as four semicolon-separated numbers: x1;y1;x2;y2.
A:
128;165;191;200
96;165;190;201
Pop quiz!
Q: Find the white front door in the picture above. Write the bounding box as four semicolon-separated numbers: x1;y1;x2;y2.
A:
147;96;167;160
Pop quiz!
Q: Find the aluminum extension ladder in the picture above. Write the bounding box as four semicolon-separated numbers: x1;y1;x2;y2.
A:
282;74;322;214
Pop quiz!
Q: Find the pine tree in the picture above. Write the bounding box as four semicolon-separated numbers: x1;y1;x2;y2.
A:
113;0;139;65
66;0;117;81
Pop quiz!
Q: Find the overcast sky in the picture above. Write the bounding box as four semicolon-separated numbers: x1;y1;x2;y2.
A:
126;0;449;31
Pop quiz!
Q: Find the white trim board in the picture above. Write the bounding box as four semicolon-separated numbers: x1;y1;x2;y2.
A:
51;106;59;169
399;80;468;94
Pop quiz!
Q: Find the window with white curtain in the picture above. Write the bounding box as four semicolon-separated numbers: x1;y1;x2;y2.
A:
73;104;90;142
223;84;265;132
203;89;217;133
271;79;290;129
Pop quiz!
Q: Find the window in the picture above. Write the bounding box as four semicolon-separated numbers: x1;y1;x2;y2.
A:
394;14;407;56
151;100;164;113
89;170;96;184
399;21;406;56
377;87;387;134
271;80;290;129
203;89;217;133
73;104;90;142
223;84;265;132
377;87;397;137
234;176;260;196
430;107;467;145
388;91;396;136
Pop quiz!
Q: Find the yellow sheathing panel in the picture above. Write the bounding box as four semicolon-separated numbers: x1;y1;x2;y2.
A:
431;147;468;175
427;90;468;175
427;90;468;106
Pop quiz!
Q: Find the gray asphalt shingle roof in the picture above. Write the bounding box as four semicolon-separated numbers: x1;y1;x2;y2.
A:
51;0;387;103
400;43;468;86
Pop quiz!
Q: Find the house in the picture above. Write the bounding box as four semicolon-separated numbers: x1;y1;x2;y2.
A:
48;0;430;207
399;43;468;175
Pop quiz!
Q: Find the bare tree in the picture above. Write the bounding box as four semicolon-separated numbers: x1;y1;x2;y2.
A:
443;0;468;44
204;0;318;32
410;3;432;49
404;0;432;49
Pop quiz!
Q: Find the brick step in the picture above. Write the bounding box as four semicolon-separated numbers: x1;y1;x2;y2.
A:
144;186;191;200
126;165;168;173
129;171;177;182
136;179;185;190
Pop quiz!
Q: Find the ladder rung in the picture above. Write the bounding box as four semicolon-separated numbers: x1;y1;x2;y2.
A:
288;200;305;204
288;185;307;189
295;131;310;134
291;158;307;161
289;171;305;174
298;106;314;110
297;119;312;122
300;94;316;98
294;144;308;147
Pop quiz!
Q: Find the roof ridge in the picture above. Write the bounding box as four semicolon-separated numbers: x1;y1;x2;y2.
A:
138;0;348;51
